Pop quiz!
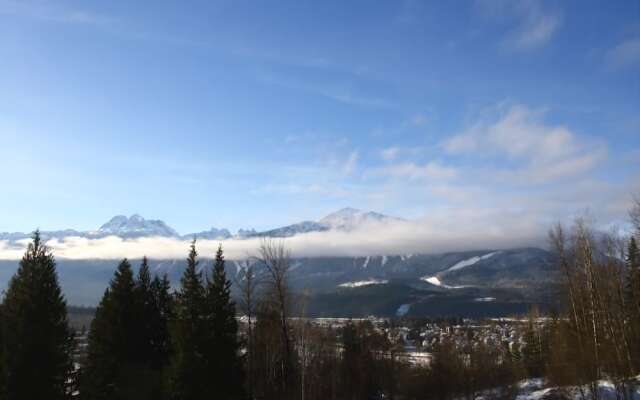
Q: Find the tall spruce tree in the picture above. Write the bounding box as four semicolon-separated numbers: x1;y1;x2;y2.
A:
81;259;138;399
205;244;245;399
2;231;74;399
133;257;172;398
82;258;172;399
149;272;173;370
134;257;155;363
169;239;209;400
0;304;6;400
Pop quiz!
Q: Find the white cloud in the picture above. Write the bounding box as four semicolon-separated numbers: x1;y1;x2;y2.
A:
252;183;350;198
606;37;640;69
0;176;636;261
409;114;429;127
369;161;458;181
379;146;426;161
342;151;359;175
508;12;560;50
258;73;393;109
380;147;400;161
0;214;543;261
444;104;605;183
515;151;604;183
475;0;561;51
0;0;113;26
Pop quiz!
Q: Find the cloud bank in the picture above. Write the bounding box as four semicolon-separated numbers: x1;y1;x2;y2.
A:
0;210;548;261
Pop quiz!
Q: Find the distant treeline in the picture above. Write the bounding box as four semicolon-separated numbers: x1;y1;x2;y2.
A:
0;198;639;399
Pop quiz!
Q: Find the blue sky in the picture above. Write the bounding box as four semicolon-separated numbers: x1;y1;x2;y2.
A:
0;0;639;234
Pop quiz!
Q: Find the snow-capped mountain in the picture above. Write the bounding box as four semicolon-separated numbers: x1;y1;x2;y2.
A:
318;207;403;231
0;229;85;242
0;207;401;241
248;207;403;237
248;221;329;238
184;227;231;240
236;228;257;237
96;214;179;238
0;214;181;241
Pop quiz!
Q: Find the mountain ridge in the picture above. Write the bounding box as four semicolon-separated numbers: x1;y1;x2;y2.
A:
0;246;561;313
0;207;402;241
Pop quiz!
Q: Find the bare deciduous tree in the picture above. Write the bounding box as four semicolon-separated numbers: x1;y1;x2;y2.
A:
548;212;640;400
235;258;260;398
257;237;295;398
631;195;640;234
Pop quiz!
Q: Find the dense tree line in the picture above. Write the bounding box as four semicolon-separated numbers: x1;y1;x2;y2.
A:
0;199;638;399
80;240;244;400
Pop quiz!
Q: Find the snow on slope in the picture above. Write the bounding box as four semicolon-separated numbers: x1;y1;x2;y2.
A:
420;276;465;289
424;276;443;286
319;207;400;230
474;297;496;302
420;252;498;289
447;251;498;272
98;214;179;238
396;304;411;316
339;279;388;288
233;260;244;276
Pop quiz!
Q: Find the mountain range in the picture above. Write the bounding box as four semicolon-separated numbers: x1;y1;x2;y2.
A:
0;208;562;317
0;207;402;241
0;247;561;316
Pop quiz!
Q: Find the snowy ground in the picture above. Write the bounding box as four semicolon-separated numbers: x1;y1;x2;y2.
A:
465;378;640;399
474;378;640;400
338;278;388;288
515;378;640;399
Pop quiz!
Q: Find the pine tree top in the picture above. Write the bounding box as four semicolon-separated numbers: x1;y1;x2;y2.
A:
137;256;152;288
112;258;135;291
3;230;73;399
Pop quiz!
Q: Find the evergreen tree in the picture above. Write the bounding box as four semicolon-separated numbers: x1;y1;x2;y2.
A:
82;258;173;399
205;244;245;399
134;257;156;363
150;272;173;369
134;257;173;398
81;259;138;399
169;239;209;400
2;231;74;399
0;304;6;400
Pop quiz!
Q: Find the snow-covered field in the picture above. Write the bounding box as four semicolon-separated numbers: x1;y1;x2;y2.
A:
473;297;496;302
472;378;640;400
338;278;388;288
